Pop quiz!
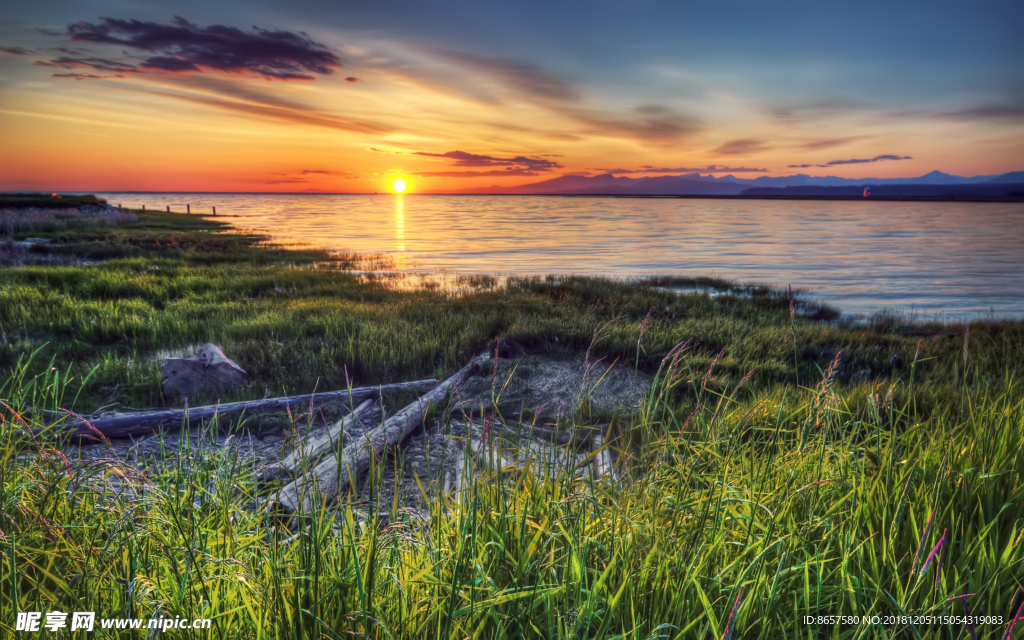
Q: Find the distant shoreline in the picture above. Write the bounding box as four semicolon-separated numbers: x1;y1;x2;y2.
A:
36;190;1024;202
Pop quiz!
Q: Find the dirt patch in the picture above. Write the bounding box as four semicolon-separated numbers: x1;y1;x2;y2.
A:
455;355;651;421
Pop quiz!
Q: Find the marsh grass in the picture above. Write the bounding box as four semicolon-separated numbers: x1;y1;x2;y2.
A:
2;331;1022;638
1;207;138;239
1;205;1023;638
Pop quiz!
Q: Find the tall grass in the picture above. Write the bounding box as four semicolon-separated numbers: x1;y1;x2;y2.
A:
2;331;1021;638
1;207;137;238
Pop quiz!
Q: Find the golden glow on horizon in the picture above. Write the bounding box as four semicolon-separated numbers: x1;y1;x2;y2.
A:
0;66;1017;192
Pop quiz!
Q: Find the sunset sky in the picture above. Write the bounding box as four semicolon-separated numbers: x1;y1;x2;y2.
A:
1;0;1021;193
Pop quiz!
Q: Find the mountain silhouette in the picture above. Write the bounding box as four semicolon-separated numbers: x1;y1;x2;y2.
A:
437;169;1022;197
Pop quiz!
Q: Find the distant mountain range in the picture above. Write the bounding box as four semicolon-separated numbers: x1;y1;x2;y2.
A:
439;170;1024;198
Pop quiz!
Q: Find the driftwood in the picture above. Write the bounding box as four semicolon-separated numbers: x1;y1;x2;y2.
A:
273;354;488;513
257;399;377;481
56;379;438;439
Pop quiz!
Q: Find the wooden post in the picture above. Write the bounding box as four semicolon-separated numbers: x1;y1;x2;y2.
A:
166;205;170;213
142;204;146;211
212;206;216;216
186;204;190;214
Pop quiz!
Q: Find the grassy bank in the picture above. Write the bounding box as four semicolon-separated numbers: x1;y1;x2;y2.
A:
2;199;1023;638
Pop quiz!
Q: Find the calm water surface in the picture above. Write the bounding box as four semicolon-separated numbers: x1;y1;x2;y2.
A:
94;193;1024;319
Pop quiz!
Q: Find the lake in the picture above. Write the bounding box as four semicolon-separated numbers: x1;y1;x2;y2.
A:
93;193;1024;320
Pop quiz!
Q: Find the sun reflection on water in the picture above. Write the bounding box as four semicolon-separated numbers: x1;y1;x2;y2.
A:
395;194;406;269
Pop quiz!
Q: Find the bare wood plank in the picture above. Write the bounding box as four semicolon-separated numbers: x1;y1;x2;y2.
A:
273;354;488;513
55;379;438;439
258;399;377;482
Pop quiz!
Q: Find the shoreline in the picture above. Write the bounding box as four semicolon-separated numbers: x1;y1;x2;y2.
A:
36;190;1024;202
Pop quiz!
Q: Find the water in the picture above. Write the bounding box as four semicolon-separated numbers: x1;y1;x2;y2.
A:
94;193;1024;320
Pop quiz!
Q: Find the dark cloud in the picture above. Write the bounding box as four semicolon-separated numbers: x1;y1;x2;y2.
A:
377;148;564;178
141;56;200;72
413;168;544;178
300;169;331;174
820;154;912;166
787;154;913;168
36;56;139;73
36;28;62;37
412;150;561;171
63;16;341;80
0;47;32;56
713;139;771;155
51;73;124;80
345;76;360;82
595;164;768;174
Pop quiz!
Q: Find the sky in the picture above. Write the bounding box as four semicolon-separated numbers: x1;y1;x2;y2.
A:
0;0;1021;193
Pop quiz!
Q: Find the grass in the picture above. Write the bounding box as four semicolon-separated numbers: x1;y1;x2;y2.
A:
1;197;1022;638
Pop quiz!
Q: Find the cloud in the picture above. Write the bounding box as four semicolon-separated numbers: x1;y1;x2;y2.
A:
36;28;62;37
51;73;125;80
344;76;359;82
796;136;864;151
595;164;768;174
569;105;699;146
819;154;912;166
434;50;580;102
273;169;358;179
160;75;313;110
769;98;872;122
371;148;563;178
413;168;544;178
713;139;771;156
263;177;310;184
427;50;699;145
411;149;561;171
124;84;390;134
60;16;341;80
0;47;32;56
788;154;913;168
933;103;1024;122
36;56;139;74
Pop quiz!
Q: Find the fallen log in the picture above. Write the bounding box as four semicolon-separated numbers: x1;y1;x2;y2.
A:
52;379;438;439
273;354;488;513
257;399;377;482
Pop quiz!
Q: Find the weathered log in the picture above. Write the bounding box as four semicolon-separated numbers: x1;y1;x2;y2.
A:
273;354;488;513
55;379;438;439
258;399;377;482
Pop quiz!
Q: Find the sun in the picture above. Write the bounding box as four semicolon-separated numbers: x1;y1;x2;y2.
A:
392;178;407;194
